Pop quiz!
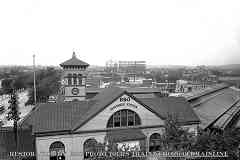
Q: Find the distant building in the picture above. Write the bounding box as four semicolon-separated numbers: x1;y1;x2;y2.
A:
105;60;118;73
153;82;176;93
105;60;146;74
175;79;218;93
175;80;188;93
182;66;218;83
118;61;146;74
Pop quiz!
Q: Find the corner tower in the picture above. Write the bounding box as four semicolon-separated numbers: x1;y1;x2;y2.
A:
60;52;89;101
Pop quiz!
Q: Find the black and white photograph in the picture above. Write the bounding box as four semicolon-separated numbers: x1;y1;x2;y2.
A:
0;0;240;160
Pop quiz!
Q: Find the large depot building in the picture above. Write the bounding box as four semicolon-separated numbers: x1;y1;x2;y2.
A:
18;53;200;160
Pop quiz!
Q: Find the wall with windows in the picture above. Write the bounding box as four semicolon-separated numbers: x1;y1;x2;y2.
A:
61;66;87;101
35;125;198;160
77;94;164;131
36;128;168;160
36;132;106;160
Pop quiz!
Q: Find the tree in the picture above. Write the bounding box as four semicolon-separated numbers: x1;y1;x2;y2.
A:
1;78;14;94
25;67;61;105
160;114;194;160
0;105;5;127
160;114;240;160
6;89;21;150
193;128;240;160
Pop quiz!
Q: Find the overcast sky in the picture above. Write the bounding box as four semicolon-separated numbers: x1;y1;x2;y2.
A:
0;0;240;66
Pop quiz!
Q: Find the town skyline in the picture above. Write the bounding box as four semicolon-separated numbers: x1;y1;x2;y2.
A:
0;59;240;68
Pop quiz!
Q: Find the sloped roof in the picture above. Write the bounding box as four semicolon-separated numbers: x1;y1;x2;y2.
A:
182;83;229;101
189;87;240;129
211;99;240;130
20;87;199;135
60;52;89;67
139;97;200;124
21;101;96;133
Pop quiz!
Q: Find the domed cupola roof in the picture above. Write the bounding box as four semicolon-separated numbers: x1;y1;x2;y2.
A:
60;52;89;67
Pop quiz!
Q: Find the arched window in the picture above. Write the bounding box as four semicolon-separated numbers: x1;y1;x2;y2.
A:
49;141;65;160
78;74;82;85
67;74;72;85
107;109;141;128
149;133;162;152
73;74;77;85
83;138;97;159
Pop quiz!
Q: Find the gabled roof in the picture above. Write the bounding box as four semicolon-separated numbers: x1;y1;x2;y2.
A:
60;52;89;67
20;87;200;135
71;87;127;131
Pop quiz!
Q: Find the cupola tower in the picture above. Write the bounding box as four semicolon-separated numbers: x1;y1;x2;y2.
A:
60;52;89;101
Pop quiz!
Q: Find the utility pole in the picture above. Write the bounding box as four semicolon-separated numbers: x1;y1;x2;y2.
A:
33;54;37;105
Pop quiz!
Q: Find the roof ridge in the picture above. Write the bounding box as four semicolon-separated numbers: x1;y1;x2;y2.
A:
185;83;229;101
192;91;226;108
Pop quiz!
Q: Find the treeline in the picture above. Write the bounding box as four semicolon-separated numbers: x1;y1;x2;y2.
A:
0;67;61;105
26;67;61;105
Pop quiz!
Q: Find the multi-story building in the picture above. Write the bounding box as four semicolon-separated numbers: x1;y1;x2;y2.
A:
118;61;146;74
105;60;146;74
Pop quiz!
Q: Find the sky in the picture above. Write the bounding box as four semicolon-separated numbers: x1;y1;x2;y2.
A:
0;0;240;66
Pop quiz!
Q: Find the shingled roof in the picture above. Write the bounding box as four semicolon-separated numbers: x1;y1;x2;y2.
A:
60;52;89;67
20;87;199;135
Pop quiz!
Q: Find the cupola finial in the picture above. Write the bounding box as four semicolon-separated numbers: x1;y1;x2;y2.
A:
72;51;76;58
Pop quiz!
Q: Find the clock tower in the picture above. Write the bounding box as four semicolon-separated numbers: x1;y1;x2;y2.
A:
60;52;89;101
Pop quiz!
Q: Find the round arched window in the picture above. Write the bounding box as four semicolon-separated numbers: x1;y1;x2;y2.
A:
83;138;98;159
49;141;65;160
73;74;77;85
149;133;162;152
107;109;141;128
78;74;82;85
67;73;72;85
